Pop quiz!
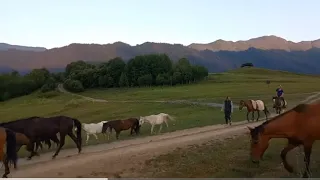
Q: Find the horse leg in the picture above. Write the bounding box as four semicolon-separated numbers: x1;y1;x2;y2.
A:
251;111;254;121
3;158;10;178
150;124;155;134
86;133;90;144
115;131;120;139
158;124;163;134
67;132;81;154
246;111;250;122
164;119;169;128
280;139;300;173
302;141;314;178
256;111;260;121
264;109;268;121
52;133;66;159
27;141;37;160
93;133;98;141
51;135;60;147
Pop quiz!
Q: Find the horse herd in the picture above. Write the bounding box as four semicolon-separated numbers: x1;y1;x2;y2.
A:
0;113;175;178
0;96;287;178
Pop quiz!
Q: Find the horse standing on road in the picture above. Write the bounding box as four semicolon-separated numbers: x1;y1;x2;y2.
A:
78;120;108;144
0;116;82;160
247;103;320;178
102;118;140;140
273;96;287;114
239;100;270;121
139;113;175;134
0;127;18;178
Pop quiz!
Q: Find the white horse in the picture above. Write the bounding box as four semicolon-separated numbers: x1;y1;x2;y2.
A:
77;120;108;144
139;113;175;134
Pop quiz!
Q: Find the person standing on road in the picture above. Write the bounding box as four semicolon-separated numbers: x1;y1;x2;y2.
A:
221;96;233;125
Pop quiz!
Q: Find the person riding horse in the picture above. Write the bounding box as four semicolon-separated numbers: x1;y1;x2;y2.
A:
273;85;286;108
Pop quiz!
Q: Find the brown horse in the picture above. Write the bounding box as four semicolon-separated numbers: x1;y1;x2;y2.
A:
239;99;270;122
247;103;320;178
101;118;140;140
0;127;18;178
273;96;287;114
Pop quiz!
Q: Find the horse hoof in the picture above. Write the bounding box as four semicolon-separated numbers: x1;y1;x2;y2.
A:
52;156;56;159
2;175;7;178
27;157;32;160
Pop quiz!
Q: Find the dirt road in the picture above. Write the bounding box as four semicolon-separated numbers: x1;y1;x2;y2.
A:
8;91;320;178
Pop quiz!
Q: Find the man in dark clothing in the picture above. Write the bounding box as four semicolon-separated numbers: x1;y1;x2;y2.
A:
221;96;233;125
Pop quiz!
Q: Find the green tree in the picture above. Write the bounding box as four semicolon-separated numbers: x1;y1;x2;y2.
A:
119;72;129;87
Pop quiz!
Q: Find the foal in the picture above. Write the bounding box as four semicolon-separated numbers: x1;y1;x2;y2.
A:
80;120;108;144
101;118;140;140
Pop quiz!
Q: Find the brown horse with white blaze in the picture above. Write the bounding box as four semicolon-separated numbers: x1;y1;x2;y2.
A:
247;103;320;178
239;99;270;122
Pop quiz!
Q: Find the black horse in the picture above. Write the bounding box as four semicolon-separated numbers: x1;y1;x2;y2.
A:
0;115;82;160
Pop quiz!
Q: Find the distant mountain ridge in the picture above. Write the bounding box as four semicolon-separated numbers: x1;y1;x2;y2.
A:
1;35;320;74
188;35;320;52
0;43;47;52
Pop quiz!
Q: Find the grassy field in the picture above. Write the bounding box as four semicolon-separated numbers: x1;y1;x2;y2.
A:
139;135;320;178
0;67;319;156
79;68;320;104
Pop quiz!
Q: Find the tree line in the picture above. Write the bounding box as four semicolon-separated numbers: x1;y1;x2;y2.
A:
0;54;208;101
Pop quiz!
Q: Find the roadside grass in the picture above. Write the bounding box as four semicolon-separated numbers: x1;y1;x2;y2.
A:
139;134;320;178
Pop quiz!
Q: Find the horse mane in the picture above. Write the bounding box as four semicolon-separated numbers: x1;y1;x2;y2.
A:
0;116;41;126
252;104;308;136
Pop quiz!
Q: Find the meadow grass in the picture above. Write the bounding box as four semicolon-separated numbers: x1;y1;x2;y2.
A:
0;67;319;156
139;135;320;178
79;67;320;102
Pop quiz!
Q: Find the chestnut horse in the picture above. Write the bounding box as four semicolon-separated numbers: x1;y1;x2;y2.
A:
239;99;270;121
0;127;18;178
247;103;320;178
102;118;140;140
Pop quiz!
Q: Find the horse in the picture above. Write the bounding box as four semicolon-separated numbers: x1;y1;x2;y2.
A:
0;116;82;160
247;103;320;178
79;120;108;144
101;118;140;140
239;100;270;122
0;127;18;178
273;96;287;114
139;113;175;134
35;134;60;151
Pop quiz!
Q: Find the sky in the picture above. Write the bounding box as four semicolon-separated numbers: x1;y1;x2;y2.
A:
1;0;320;49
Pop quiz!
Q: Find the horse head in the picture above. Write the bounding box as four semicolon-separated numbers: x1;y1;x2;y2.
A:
139;116;145;125
247;126;269;163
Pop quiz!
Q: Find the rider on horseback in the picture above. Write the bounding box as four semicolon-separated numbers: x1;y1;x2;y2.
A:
274;85;286;108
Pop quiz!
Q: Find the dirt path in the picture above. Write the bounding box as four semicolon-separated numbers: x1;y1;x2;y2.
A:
8;89;320;178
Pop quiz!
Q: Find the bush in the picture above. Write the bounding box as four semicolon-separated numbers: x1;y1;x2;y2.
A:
37;91;60;99
40;83;57;93
63;79;85;93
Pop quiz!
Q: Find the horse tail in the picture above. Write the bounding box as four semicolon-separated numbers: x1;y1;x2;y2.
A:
73;119;82;148
166;114;175;121
264;105;270;115
5;129;18;168
135;118;140;134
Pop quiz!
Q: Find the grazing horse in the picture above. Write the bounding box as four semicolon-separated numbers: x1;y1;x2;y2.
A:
79;120;108;144
101;118;140;140
239;100;270;122
0;127;18;178
273;96;287;114
247;103;320;178
139;113;175;134
0;116;82;160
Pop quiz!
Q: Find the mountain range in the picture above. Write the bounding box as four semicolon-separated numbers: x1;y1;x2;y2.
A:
1;35;320;74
